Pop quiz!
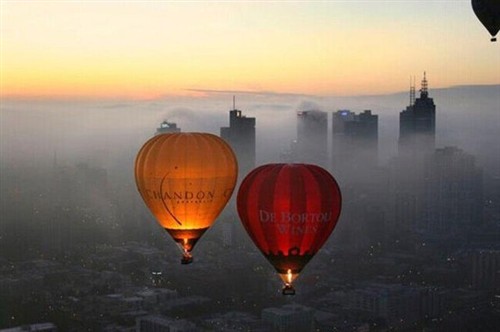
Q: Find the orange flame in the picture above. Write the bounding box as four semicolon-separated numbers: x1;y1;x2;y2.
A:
286;269;293;285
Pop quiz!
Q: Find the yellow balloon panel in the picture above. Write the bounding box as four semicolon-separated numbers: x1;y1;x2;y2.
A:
135;133;238;248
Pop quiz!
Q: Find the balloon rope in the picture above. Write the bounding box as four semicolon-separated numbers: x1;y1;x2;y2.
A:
160;172;183;226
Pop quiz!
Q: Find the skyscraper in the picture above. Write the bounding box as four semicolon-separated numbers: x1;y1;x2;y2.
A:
296;110;328;167
420;146;483;236
390;74;437;235
155;120;181;135
332;109;378;171
399;72;436;155
220;103;256;177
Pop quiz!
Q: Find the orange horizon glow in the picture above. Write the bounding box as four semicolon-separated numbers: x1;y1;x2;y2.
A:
1;2;499;100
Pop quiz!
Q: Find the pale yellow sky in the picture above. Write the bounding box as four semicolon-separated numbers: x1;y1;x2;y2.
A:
1;1;499;99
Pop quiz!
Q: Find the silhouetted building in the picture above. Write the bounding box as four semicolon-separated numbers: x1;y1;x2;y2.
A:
390;74;437;235
42;162;110;253
262;304;315;332
470;249;500;290
279;140;298;164
296;110;328;167
156;120;181;135
332;109;378;171
420;146;483;236
0;323;58;332
348;284;419;324
399;72;436;156
348;284;446;326
220;105;256;177
136;315;197;332
393;189;418;233
387;153;424;235
204;311;271;331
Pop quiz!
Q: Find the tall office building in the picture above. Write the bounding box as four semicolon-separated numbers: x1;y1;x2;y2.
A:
419;146;483;236
220;104;256;177
348;284;445;326
155;120;181;135
399;72;436;156
296;110;328;167
332;109;378;171
390;73;437;235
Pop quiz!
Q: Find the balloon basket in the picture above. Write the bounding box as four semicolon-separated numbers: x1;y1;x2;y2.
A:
491;37;497;42
282;284;296;296
181;253;193;265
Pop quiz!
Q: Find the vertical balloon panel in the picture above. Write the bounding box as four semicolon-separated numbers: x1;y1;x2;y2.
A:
237;163;342;294
135;133;238;264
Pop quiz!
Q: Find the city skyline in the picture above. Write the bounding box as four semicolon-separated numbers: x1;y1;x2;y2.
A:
1;1;499;100
1;79;499;331
1;1;499;330
1;80;498;331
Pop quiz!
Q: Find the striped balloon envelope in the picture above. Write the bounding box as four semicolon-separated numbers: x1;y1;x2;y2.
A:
237;163;342;294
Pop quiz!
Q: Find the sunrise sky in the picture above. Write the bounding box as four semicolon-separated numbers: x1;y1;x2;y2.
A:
1;1;498;99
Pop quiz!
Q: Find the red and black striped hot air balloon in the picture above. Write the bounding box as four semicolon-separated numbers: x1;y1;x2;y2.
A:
237;163;342;295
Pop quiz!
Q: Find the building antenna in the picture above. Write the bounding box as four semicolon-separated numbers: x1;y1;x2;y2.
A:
420;71;428;97
410;76;416;106
408;76;411;106
233;95;236;110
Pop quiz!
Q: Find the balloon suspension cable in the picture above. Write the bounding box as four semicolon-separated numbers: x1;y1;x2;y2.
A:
282;269;296;295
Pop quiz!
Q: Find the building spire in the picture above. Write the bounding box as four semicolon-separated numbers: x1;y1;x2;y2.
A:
420;71;428;98
233;95;236;110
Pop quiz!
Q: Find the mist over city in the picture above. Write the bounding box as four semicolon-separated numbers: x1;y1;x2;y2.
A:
2;80;499;331
1;1;500;331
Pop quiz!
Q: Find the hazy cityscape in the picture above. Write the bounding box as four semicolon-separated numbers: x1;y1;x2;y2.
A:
1;77;499;331
1;2;500;331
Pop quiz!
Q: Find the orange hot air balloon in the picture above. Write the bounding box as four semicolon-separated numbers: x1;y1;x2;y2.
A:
135;133;238;264
237;163;342;295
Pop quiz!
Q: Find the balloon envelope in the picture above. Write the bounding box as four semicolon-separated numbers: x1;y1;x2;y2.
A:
237;163;342;293
135;133;238;263
472;0;500;41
